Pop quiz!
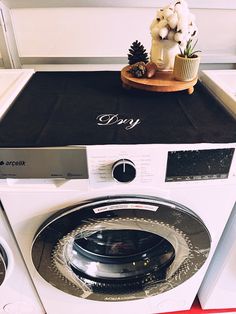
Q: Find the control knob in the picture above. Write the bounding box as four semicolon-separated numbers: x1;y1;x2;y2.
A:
112;159;136;183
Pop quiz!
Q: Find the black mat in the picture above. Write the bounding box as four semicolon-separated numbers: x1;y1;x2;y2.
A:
0;71;235;147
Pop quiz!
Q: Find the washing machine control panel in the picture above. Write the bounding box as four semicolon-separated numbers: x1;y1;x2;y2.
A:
87;146;235;186
0;145;234;182
166;148;235;182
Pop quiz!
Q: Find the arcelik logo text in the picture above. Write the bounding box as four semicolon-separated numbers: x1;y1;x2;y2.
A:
0;160;26;166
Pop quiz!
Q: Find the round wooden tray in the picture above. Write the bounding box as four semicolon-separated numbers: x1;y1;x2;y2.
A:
121;65;198;94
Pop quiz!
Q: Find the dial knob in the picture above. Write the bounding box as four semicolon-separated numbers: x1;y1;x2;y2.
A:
112;159;136;183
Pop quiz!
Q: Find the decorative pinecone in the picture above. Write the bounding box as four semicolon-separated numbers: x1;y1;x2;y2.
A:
128;40;149;65
129;62;147;78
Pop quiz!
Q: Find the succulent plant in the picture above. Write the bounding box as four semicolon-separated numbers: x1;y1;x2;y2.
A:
178;38;201;58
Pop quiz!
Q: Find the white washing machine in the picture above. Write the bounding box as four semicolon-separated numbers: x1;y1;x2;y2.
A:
198;202;236;310
0;143;236;314
0;71;236;314
0;204;45;314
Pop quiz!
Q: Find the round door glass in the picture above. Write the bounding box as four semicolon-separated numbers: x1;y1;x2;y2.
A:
74;229;174;260
70;229;175;280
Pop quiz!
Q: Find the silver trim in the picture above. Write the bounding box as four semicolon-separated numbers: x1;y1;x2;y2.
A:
0;147;88;179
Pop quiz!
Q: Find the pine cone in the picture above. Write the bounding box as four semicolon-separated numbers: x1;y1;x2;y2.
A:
128;40;149;65
129;62;147;78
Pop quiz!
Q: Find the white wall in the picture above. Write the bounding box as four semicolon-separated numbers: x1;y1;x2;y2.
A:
9;7;236;65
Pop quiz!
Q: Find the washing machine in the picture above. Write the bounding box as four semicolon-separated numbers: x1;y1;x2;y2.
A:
0;71;236;314
0;205;45;314
198;202;236;310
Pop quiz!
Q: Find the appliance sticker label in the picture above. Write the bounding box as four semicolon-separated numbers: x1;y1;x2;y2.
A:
93;203;158;214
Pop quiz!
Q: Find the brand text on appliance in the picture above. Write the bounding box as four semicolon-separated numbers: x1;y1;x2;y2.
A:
0;160;26;166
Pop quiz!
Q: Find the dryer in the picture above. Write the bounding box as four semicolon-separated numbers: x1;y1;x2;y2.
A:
0;71;236;314
0;205;45;314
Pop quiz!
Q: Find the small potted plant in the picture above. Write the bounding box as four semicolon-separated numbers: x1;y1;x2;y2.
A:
173;39;201;81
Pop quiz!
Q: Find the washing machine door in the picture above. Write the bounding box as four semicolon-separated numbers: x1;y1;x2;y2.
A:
32;195;211;301
0;244;7;286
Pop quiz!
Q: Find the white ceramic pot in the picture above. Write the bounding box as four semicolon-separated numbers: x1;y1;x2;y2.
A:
150;39;179;71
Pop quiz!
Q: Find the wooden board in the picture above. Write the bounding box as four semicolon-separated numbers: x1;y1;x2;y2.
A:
121;65;198;94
